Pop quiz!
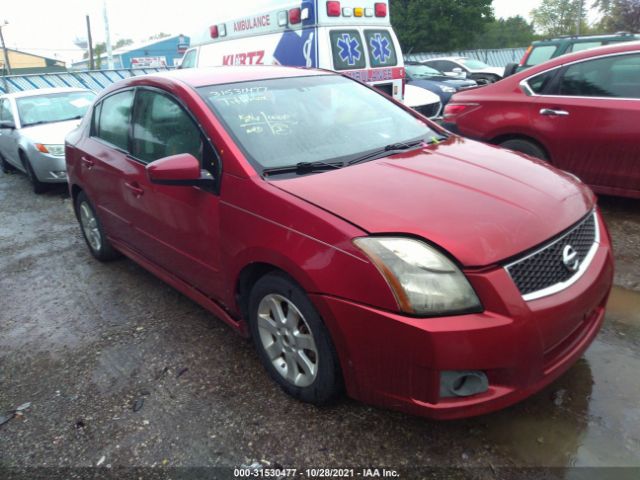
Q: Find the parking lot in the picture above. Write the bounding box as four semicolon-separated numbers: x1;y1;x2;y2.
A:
1;167;639;475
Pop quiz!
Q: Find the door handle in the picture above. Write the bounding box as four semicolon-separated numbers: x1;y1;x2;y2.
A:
540;108;570;116
124;181;144;197
81;156;94;168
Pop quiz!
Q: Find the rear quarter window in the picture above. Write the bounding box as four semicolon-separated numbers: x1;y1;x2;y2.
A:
330;30;366;70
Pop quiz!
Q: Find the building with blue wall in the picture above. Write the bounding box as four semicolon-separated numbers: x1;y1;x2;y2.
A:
71;34;189;70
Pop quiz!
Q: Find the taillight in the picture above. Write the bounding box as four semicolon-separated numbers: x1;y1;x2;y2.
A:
519;46;533;67
443;103;478;120
209;25;219;39
375;2;387;17
289;8;301;24
327;1;341;16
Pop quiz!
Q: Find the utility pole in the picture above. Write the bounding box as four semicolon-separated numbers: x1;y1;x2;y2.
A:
86;15;95;70
103;0;114;69
0;20;10;93
576;0;583;36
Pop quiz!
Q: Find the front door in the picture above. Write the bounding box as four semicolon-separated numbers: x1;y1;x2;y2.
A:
126;88;223;298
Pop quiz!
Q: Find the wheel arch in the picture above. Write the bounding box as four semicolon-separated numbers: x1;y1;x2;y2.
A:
490;133;552;162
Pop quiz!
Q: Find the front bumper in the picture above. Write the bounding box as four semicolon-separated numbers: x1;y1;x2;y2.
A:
28;149;67;183
311;215;614;420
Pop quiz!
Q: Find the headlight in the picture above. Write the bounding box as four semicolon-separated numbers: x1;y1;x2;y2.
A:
35;143;65;156
354;237;481;316
439;85;457;93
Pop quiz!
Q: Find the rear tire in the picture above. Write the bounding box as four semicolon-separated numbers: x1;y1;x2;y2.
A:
248;272;343;405
75;191;121;261
21;153;47;194
499;138;548;161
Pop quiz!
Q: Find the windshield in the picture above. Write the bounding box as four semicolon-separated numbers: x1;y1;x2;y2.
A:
17;91;95;127
461;59;490;69
198;75;435;172
406;64;443;78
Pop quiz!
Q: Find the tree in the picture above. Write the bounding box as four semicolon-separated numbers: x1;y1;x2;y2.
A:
531;0;587;36
475;16;537;49
594;0;640;32
390;0;494;52
83;38;133;68
148;32;171;40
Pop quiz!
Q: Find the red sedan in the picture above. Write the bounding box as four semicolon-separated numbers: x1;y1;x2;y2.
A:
443;41;640;199
65;66;613;419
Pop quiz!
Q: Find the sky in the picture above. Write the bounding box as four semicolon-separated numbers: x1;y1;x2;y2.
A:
1;0;587;65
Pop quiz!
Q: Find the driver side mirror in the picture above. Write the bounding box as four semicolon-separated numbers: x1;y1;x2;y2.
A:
450;67;467;79
147;153;215;190
0;119;16;130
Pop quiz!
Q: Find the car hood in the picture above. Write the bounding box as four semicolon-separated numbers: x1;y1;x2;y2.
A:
403;83;441;108
411;77;476;88
470;66;505;77
20;119;82;144
270;138;594;267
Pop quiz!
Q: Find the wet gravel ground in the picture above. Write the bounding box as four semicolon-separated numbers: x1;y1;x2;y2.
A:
1;169;639;478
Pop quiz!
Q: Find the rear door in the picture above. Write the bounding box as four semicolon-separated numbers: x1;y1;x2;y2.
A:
81;89;137;245
0;98;20;166
326;27;403;100
529;52;640;192
127;87;223;298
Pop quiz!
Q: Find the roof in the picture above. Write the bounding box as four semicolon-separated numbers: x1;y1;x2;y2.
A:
4;48;65;65
111;35;187;55
509;40;640;81
1;87;92;99
116;65;332;89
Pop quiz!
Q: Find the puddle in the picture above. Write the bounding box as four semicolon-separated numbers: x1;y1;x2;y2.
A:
463;286;640;468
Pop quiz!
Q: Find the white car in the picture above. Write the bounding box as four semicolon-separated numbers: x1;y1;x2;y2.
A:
403;84;442;119
421;57;504;85
0;87;95;193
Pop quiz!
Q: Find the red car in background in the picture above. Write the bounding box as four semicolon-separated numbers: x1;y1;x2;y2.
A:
443;41;640;199
65;66;613;419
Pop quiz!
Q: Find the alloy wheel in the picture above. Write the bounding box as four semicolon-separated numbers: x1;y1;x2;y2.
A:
256;293;319;387
79;202;102;252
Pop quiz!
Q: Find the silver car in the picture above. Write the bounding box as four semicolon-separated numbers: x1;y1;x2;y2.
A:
0;87;96;193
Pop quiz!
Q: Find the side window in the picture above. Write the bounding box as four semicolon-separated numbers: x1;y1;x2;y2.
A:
364;30;397;68
558;53;640;99
525;46;557;66
435;60;457;72
330;30;366;70
568;41;602;53
527;69;558;94
96;90;134;150
0;99;14;123
131;90;203;165
180;49;197;69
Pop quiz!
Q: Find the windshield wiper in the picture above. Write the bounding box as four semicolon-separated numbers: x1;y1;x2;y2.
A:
263;160;343;177
347;139;427;166
347;135;449;166
57;115;83;122
21;120;52;127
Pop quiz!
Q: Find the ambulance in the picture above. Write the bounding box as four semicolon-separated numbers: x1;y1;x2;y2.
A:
181;0;442;117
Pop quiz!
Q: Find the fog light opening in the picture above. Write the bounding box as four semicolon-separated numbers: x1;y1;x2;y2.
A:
440;370;489;398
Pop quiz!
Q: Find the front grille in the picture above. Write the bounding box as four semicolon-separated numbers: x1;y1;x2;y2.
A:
505;211;598;300
414;101;442;119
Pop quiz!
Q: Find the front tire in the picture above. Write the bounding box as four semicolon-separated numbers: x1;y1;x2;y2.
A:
75;191;121;261
21;153;47;194
248;272;343;405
